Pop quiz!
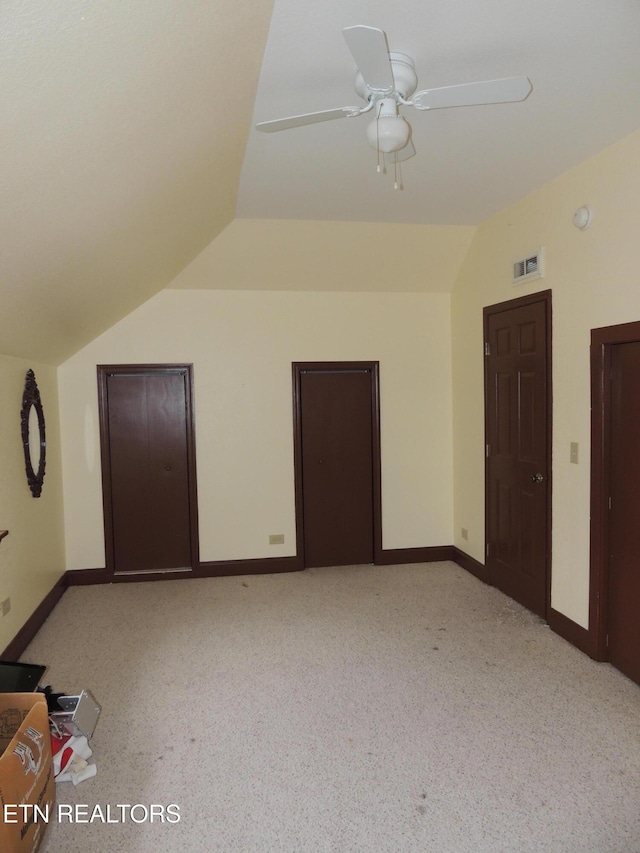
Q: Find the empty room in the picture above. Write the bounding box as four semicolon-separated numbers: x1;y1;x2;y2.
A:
2;1;640;851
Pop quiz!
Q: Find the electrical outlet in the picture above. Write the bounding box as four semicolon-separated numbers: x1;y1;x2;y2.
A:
461;528;469;541
1;598;10;617
570;442;579;464
269;534;284;545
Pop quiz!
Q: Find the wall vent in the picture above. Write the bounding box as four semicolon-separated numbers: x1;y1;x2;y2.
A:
513;248;544;285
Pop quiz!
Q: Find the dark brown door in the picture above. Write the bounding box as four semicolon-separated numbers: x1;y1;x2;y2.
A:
99;366;197;575
608;341;640;684
485;293;551;617
296;365;379;568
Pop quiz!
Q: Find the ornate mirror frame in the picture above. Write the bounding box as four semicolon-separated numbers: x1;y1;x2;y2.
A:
21;369;46;498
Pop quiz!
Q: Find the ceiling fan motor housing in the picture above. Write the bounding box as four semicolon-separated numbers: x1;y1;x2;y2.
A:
355;52;418;101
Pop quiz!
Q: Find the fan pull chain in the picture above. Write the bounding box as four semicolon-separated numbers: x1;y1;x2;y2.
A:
394;157;403;191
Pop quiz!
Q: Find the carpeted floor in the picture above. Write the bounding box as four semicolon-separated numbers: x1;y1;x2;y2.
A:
21;561;640;852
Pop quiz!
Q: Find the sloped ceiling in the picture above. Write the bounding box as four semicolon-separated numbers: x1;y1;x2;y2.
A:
0;0;274;365
3;0;640;365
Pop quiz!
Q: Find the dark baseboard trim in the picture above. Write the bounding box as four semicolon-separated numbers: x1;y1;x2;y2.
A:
66;567;111;586
451;547;490;585
377;546;454;565
548;608;597;659
1;574;68;661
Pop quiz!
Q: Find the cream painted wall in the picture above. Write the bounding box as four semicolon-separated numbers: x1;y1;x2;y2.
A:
59;289;454;570
452;127;640;628
0;355;65;651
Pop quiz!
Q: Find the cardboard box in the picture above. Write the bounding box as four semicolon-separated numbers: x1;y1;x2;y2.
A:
0;693;55;853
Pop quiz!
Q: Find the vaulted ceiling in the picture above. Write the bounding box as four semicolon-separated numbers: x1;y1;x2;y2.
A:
3;0;640;365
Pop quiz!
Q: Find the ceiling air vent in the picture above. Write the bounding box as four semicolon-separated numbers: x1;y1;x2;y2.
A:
513;248;544;285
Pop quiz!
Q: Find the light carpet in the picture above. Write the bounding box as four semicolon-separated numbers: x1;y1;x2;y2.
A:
19;561;640;852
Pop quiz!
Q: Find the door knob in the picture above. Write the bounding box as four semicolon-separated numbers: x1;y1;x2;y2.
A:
530;473;544;483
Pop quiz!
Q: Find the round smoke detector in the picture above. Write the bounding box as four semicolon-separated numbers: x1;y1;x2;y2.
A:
573;205;592;230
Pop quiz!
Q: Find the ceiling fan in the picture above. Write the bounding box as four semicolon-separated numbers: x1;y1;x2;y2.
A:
256;25;532;188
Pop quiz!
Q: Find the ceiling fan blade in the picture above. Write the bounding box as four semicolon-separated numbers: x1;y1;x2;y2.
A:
256;107;359;133
342;25;394;93
412;76;532;110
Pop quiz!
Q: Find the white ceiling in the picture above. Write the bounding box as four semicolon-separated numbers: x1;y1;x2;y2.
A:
238;0;640;225
2;0;640;365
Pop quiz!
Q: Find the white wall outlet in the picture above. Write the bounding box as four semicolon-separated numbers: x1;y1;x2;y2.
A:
570;442;579;464
269;534;285;545
461;528;469;541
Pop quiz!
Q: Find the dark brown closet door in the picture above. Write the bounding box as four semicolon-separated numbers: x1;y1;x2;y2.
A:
100;367;196;574
299;368;375;568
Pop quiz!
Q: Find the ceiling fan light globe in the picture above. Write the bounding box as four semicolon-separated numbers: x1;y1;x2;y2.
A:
366;115;411;153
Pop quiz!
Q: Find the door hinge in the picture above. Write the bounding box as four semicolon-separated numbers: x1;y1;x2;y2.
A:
486;444;490;458
484;341;490;356
608;496;612;510
486;542;491;558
